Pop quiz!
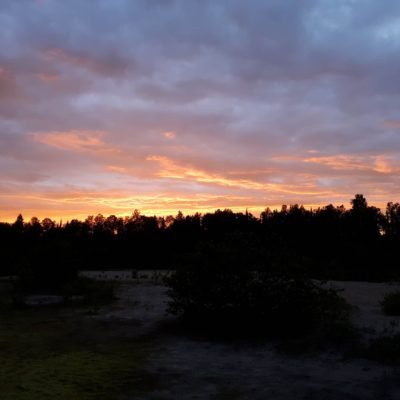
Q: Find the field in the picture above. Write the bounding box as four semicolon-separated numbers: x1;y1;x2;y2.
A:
1;278;400;399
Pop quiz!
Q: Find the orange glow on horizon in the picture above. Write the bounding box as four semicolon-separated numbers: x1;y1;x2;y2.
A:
0;203;337;224
0;190;391;224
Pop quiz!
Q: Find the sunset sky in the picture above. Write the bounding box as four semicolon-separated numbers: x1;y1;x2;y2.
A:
1;0;400;222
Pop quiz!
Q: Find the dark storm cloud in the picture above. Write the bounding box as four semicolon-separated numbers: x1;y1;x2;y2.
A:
1;0;400;220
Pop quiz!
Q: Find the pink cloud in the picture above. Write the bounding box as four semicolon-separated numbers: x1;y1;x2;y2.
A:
383;120;400;129
35;72;60;82
32;130;119;154
146;155;333;196
163;131;176;140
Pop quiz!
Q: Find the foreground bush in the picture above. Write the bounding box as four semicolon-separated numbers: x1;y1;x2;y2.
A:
14;257;115;304
63;277;116;304
165;260;351;337
381;291;400;316
16;261;77;294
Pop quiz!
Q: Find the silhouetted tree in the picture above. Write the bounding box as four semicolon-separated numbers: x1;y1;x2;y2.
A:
12;213;24;234
41;217;56;232
385;202;400;238
27;216;42;237
2;193;400;285
351;194;368;211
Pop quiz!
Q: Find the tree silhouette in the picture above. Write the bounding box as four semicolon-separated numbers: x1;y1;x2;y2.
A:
2;194;400;284
12;213;24;234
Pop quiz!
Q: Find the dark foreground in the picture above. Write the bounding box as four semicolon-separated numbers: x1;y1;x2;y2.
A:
1;281;400;399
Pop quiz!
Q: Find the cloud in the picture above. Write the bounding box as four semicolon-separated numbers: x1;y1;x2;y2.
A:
35;72;60;82
304;155;373;171
1;0;400;220
163;131;176;140
303;154;400;175
32;130;119;154
45;47;128;76
384;120;400;129
146;154;334;197
0;66;15;90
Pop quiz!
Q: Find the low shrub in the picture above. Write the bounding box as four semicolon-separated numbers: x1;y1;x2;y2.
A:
165;259;351;338
63;277;116;304
381;291;400;316
15;263;77;294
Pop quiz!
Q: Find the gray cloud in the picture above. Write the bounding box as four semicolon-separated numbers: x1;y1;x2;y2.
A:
1;0;400;219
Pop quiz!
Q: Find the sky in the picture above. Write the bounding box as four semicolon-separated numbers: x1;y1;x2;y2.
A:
1;0;400;222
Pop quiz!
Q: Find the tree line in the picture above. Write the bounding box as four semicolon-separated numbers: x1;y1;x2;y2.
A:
1;194;400;283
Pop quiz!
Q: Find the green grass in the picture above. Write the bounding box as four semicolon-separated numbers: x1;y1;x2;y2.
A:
0;307;156;400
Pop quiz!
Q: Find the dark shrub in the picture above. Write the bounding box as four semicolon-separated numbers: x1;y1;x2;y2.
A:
381;291;400;316
14;240;79;294
165;257;351;337
16;260;77;294
63;277;116;304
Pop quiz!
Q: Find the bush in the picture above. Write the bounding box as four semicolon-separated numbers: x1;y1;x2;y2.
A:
381;291;400;316
63;277;116;304
16;261;77;294
165;259;351;338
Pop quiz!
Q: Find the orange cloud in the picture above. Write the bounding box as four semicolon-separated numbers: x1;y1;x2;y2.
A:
33;130;119;154
304;155;371;171
303;154;399;174
106;165;127;173
146;155;331;196
373;156;392;174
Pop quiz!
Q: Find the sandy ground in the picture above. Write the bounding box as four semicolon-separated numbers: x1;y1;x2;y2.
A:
329;281;400;337
89;280;400;400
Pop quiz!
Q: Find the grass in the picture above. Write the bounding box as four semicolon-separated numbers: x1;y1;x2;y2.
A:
1;350;150;400
0;307;157;400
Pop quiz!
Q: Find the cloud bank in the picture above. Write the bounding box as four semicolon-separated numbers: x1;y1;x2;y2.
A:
1;0;400;220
